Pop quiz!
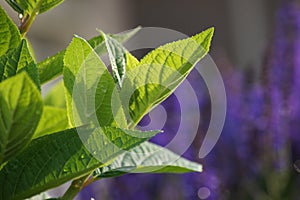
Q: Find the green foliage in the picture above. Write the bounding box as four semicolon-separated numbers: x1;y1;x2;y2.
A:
33;106;69;139
63;36;127;128
38;27;141;84
123;28;214;125
0;73;42;166
95;142;202;178
43;81;66;108
0;39;40;89
0;127;159;200
101;31;127;88
0;6;21;57
0;1;213;199
5;0;64;15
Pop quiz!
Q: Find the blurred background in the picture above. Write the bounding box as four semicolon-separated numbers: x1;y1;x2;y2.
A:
2;0;300;199
0;0;281;68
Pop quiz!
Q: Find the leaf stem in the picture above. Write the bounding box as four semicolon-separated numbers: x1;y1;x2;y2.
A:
19;11;38;36
19;0;44;36
60;174;94;200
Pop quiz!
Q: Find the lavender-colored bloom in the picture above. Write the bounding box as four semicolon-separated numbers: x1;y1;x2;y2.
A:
264;0;300;166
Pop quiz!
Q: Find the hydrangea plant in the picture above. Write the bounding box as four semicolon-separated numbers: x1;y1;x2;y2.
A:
0;0;214;199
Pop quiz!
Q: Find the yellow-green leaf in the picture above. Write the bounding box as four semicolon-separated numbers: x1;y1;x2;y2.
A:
33;106;69;139
38;26;141;84
0;72;43;165
43;81;66;108
63;36;127;128
121;27;214;126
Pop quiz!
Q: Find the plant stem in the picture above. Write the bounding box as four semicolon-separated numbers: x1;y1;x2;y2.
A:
19;12;38;36
60;174;94;200
19;0;44;36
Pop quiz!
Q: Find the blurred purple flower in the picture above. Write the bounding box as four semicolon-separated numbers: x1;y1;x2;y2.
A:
265;0;300;165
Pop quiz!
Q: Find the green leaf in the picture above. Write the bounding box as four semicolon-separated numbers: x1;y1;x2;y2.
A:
0;72;43;165
95;142;202;178
37;0;64;13
43;81;66;108
5;0;64;15
38;26;141;84
0;6;21;57
122;27;214;125
0;39;40;89
33;106;69;139
90;26;141;56
101;32;127;88
0;126;160;200
37;50;64;84
63;36;127;128
109;26;141;44
126;52;139;71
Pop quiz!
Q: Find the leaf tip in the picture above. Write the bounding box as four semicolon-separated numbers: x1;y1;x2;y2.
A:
206;27;215;43
73;34;83;40
68;35;89;49
193;27;215;53
196;164;203;172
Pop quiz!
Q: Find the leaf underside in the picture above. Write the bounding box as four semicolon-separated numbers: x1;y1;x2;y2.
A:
38;26;141;84
96;141;202;178
102;32;127;88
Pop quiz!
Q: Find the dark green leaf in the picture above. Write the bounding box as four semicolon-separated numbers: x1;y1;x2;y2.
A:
0;39;40;89
0;126;159;200
5;0;64;15
0;6;21;57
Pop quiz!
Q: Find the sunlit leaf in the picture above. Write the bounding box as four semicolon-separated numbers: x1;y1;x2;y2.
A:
33;106;69;139
38;27;141;84
121;28;214;126
95;142;202;178
63;36;127;128
0;72;42;165
43;81;66;109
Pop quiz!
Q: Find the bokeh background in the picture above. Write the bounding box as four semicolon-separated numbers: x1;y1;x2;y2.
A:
0;0;281;68
1;0;300;199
